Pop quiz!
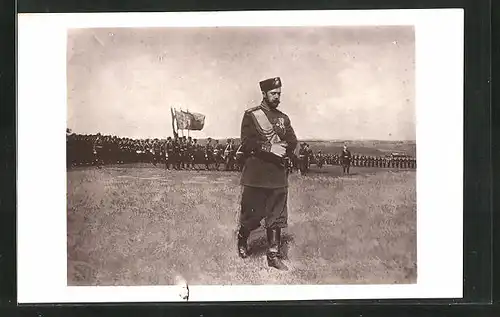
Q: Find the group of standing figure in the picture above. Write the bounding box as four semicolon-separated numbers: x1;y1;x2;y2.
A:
294;144;416;176
66;133;246;171
67;133;415;174
163;136;244;171
295;143;355;176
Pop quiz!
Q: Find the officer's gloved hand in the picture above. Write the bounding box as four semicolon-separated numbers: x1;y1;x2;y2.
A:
270;143;286;157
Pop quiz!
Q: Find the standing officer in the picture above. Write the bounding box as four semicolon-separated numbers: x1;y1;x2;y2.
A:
316;150;324;168
205;137;214;170
236;77;298;271
298;143;308;175
224;138;235;171
165;137;173;169
341;144;351;175
192;139;200;169
187;137;195;170
305;144;313;171
180;136;187;169
173;136;181;170
213;139;223;171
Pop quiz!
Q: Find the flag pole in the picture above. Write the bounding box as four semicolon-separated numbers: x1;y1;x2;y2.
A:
171;107;174;138
178;106;181;138
187;106;190;138
171;107;176;139
176;108;182;136
172;107;180;139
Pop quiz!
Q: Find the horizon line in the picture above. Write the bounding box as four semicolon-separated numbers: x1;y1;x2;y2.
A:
67;132;416;142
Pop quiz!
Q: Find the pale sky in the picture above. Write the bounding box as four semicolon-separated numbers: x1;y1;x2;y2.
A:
67;26;415;140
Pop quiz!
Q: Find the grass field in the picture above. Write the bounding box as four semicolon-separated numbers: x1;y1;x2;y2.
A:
67;164;417;286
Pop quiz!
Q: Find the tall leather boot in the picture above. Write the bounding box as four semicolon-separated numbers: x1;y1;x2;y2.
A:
237;226;250;258
266;228;288;271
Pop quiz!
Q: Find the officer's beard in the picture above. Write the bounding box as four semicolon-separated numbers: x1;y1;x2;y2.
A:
264;97;280;109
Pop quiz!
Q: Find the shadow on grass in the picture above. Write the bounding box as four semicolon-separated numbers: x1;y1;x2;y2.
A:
247;232;295;259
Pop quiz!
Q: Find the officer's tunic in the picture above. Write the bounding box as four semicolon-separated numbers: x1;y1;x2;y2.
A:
239;102;298;230
341;150;351;166
298;147;308;171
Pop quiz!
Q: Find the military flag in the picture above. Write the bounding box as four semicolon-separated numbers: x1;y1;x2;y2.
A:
173;109;206;131
171;107;206;139
174;109;191;130
184;111;206;131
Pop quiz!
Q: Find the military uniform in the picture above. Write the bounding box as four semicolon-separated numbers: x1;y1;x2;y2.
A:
186;138;194;169
239;106;296;188
178;138;186;169
341;147;351;174
224;140;235;171
298;144;309;175
213;141;223;170
193;140;202;168
306;146;313;171
164;139;173;169
237;77;297;271
172;138;180;169
205;139;214;170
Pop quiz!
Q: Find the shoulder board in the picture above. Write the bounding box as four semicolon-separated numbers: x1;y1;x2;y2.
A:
245;105;261;113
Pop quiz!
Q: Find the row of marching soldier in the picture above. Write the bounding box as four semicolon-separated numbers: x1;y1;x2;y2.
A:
66;133;416;171
66;132;245;171
309;151;417;169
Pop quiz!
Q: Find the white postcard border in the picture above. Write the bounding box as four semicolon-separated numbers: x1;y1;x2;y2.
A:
17;9;464;303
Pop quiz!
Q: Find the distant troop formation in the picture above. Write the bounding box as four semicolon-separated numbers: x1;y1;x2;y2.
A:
291;142;416;175
66;133;245;171
66;133;416;172
307;150;417;169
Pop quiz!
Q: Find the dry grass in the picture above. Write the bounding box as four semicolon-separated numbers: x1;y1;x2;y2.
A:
67;164;416;286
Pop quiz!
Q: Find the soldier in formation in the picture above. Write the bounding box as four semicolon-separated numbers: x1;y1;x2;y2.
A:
223;138;236;171
67;133;417;171
316;150;325;168
66;132;245;171
298;143;310;175
340;144;352;175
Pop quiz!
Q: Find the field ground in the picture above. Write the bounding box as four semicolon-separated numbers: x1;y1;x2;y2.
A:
67;164;417;286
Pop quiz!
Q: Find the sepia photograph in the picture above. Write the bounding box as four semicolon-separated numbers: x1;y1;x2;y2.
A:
66;25;417;286
17;9;464;303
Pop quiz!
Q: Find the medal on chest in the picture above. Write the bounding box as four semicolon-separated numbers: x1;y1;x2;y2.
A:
274;117;286;134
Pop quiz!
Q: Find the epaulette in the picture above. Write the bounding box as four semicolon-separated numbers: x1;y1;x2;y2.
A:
244;105;261;114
